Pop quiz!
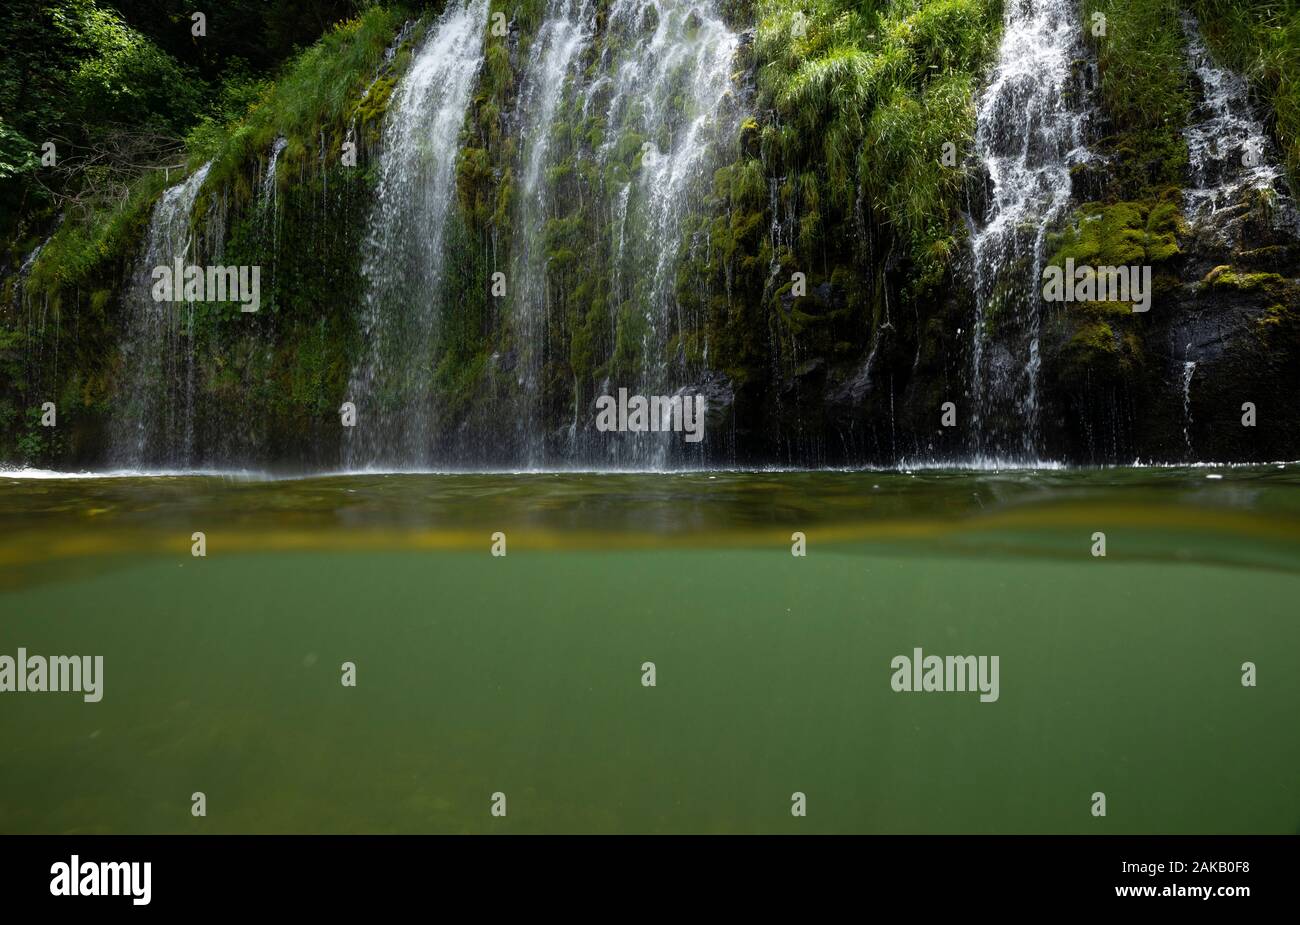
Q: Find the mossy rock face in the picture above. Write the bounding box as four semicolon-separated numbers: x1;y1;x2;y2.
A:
1038;168;1300;460
1048;195;1184;269
349;75;397;142
8;0;1300;468
1058;320;1139;380
1038;192;1186;403
1168;272;1300;462
738;117;761;156
1205;268;1287;292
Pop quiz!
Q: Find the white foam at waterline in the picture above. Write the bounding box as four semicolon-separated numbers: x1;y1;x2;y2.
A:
0;468;275;481
3;461;1294;482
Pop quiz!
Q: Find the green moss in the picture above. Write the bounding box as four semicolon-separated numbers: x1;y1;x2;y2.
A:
434;348;490;423
1206;268;1287;291
715;158;766;211
657;0;1002;401
1259;300;1300;334
1059;318;1144;381
1049;195;1184;269
484;40;513;97
349;75;397;143
1071;320;1118;356
457;146;494;227
1047;190;1185;383
756;0;998;212
610;304;648;383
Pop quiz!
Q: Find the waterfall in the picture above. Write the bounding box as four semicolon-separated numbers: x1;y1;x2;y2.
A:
510;0;597;465
12;221;60;307
1181;13;1300;235
260;136;288;227
261;136;288;205
1181;359;1196;456
586;0;742;468
8;224;62;420
19;233;51;278
344;0;489;469
110;162;212;468
968;0;1095;462
258;135;288;266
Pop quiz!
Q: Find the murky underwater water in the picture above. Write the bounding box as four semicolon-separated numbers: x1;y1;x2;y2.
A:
1;467;1298;833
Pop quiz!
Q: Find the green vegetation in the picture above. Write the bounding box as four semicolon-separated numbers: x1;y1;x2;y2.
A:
3;0;1300;466
1048;1;1190;385
1050;198;1184;268
1083;0;1192;195
0;2;419;463
197;6;408;201
1047;0;1300;394
1046;196;1183;374
752;0;1000;275
671;0;1002;404
1192;0;1300;188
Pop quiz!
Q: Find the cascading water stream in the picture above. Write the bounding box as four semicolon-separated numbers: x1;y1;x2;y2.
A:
110;162;212;468
1181;12;1300;235
968;0;1095;462
261;136;288;206
9;223;63;417
344;0;489;469
12;220;60;307
510;0;597;464
257;136;288;279
19;234;51;278
260;136;288;231
585;0;741;467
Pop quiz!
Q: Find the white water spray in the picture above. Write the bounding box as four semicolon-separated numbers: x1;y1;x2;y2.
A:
1181;13;1300;234
345;0;490;468
111;162;212;468
511;0;597;463
969;0;1095;460
586;0;741;467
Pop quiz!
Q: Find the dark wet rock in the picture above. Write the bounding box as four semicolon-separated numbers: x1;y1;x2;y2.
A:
677;370;734;421
963;159;995;227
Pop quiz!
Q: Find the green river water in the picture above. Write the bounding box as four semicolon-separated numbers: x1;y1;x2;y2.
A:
1;466;1298;833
